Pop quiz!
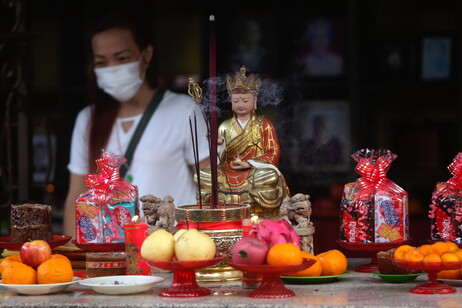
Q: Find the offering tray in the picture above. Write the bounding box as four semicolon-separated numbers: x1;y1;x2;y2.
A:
71;240;125;252
0;277;80;295
338;240;409;273
371;271;423;283
393;260;462;294
0;235;71;251
145;255;223;297
228;259;316;298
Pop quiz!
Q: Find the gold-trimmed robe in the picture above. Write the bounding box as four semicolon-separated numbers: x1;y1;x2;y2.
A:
198;114;289;216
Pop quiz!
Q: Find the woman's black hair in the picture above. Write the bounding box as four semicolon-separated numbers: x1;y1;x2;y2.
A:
87;11;158;170
89;11;158;88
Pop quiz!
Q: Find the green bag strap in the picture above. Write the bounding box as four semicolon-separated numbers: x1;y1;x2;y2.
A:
120;88;166;179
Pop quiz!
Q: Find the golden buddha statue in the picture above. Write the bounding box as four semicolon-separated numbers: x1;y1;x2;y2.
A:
196;66;289;218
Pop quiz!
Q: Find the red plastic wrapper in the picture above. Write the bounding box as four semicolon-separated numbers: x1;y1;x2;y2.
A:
429;152;462;243
339;149;409;243
75;151;138;244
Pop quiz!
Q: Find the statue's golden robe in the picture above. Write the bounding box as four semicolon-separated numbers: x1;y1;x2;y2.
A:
198;114;289;218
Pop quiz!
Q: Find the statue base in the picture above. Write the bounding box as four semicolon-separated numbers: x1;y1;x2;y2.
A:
175;204;251;284
295;225;315;254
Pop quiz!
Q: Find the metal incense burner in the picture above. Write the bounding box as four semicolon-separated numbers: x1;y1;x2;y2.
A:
175;203;251;284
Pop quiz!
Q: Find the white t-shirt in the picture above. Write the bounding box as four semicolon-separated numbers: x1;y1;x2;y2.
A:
68;90;209;207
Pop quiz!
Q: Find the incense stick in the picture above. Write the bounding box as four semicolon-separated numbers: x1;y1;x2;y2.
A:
209;14;218;209
189;116;202;209
194;113;203;208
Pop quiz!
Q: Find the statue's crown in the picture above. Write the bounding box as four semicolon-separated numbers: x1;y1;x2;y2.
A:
226;66;261;95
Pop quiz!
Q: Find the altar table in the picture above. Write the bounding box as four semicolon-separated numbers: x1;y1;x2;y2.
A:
0;259;460;308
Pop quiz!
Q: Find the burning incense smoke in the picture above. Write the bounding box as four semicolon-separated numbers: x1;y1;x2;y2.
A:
198;74;285;113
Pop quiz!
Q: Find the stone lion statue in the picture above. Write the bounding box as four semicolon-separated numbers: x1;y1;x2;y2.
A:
140;194;176;234
280;193;313;229
279;193;315;253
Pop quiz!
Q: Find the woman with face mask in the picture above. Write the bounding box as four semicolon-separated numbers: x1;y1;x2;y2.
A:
63;12;209;240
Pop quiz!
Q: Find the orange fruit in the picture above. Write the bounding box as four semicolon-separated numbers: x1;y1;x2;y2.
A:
2;261;36;284
266;243;303;266
287;251;322;277
423;253;441;263
437;252;461;279
453;249;462;261
446;242;459;253
403;248;424;262
37;258;73;284
441;252;459;263
438;269;461;279
430;242;450;256
394;245;414;261
0;255;21;275
418;244;432;256
317;249;348;276
50;254;72;266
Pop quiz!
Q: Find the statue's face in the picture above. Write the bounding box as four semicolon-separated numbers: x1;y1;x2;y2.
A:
231;93;256;118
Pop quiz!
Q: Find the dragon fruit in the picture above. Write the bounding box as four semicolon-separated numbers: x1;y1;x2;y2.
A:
249;219;300;248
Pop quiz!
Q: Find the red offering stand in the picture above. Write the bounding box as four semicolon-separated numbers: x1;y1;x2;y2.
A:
144;255;223;297
228;259;316;299
0;235;71;251
338;240;409;273
394;260;462;294
71;240;125;252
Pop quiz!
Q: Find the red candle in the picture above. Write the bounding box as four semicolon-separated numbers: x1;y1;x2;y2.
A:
123;216;150;275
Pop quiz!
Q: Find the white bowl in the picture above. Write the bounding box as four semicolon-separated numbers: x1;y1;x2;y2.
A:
0;277;80;295
78;275;164;295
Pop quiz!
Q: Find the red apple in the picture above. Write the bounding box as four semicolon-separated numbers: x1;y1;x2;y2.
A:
232;237;268;265
20;240;52;268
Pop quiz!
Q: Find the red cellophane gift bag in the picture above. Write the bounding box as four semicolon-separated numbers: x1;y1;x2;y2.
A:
429;152;462;243
75;151;138;244
339;149;409;243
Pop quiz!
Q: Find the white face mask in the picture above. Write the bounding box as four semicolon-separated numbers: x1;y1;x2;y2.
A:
94;60;144;102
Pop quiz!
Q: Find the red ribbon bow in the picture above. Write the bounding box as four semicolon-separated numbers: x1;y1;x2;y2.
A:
84;153;134;206
446;153;462;190
354;154;404;201
355;156;390;192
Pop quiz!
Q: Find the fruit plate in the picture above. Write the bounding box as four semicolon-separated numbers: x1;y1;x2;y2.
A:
0;277;80;295
71;240;125;252
281;271;351;284
371;271;424;283
0;235;72;251
438;279;462;287
393;260;462;294
78;275;164;295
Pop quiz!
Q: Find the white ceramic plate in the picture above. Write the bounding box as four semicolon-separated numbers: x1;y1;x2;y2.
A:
0;277;80;295
438;278;462;286
78;275;164;295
